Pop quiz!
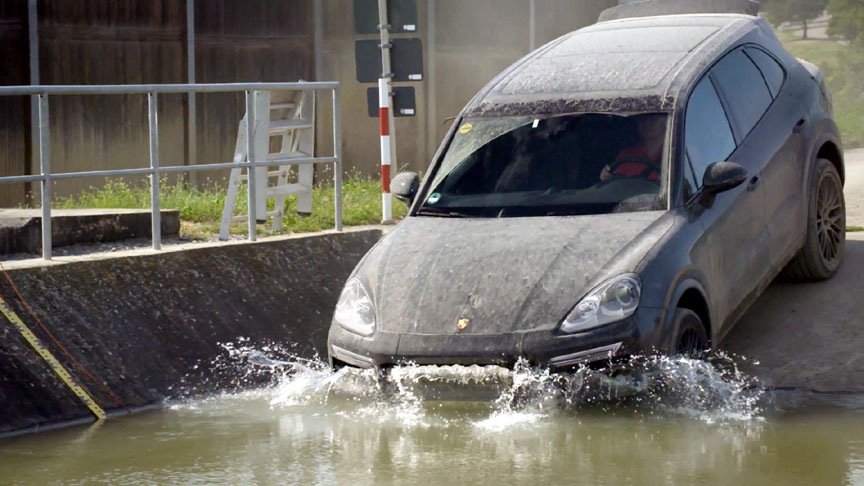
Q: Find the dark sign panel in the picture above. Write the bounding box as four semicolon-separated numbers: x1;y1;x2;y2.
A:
367;87;417;117
353;0;418;34
355;38;424;83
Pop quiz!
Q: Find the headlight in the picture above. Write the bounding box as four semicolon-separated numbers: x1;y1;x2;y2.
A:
561;274;641;333
333;278;377;337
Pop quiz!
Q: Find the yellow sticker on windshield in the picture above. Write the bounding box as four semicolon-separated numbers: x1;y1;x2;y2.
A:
458;123;473;134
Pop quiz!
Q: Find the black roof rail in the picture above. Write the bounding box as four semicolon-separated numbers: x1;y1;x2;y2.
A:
598;0;760;22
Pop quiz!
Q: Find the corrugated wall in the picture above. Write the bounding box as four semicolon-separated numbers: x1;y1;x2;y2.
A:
0;0;30;207
194;0;314;180
0;0;314;205
38;0;187;198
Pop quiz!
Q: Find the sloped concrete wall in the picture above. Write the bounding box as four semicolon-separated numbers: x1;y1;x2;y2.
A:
0;229;381;435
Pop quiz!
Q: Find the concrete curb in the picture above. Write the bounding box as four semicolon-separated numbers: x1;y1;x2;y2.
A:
0;209;181;254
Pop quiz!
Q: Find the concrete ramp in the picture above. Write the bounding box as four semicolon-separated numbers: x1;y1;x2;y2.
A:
723;233;864;392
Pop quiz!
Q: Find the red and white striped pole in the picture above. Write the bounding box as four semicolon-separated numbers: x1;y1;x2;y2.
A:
377;0;395;223
379;77;393;222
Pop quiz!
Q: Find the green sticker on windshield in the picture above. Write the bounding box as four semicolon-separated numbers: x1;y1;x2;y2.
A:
427;192;441;204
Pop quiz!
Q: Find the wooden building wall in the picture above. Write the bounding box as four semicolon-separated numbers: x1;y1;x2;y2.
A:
0;0;30;207
0;0;314;206
38;0;187;199
194;0;314;179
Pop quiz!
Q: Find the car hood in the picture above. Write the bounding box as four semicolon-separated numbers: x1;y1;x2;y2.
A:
357;211;670;335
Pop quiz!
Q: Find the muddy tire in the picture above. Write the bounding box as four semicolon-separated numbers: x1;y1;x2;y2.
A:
670;308;709;358
784;158;845;281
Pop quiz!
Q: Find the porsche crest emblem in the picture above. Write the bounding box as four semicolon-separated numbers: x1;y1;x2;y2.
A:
457;318;470;330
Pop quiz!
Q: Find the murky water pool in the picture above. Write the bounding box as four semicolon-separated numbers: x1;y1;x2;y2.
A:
1;345;863;486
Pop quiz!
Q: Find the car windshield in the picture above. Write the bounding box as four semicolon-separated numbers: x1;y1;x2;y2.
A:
419;113;669;217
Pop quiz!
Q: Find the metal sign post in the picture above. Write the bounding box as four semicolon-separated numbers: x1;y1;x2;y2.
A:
355;0;421;223
378;0;396;223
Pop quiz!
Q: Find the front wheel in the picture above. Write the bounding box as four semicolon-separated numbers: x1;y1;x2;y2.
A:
670;308;709;358
784;158;845;281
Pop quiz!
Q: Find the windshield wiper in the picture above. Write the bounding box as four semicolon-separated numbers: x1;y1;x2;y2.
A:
415;207;471;218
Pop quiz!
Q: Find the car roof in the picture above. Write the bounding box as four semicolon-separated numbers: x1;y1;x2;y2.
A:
462;14;770;118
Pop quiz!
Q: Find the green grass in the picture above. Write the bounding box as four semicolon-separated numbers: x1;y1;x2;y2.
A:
777;31;846;60
848;225;864;232
779;33;864;147
54;175;407;240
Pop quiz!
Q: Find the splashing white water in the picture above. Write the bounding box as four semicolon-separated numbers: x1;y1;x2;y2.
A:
182;340;765;429
567;353;764;422
474;360;562;431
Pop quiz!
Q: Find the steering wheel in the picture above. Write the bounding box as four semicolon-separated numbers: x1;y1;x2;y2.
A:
604;175;659;189
594;170;661;193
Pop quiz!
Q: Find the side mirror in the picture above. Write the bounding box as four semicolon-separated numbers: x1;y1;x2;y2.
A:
390;171;420;205
699;161;748;205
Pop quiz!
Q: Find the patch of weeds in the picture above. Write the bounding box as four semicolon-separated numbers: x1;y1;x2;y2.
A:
54;174;406;239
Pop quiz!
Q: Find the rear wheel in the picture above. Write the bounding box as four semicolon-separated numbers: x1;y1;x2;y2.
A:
784;158;845;281
670;308;709;358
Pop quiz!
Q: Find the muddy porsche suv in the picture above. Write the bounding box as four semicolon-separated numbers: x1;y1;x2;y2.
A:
328;2;845;369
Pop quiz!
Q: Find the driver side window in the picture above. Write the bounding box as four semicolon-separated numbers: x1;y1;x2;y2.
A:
684;75;736;188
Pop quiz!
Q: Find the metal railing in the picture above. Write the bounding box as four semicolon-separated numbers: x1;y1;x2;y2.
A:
0;82;343;260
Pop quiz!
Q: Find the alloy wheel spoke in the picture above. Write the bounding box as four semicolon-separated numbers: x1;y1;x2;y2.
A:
815;174;844;264
825;186;837;209
827;229;839;258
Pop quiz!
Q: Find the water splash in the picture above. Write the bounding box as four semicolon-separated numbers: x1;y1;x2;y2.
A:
475;360;565;431
565;353;764;422
181;340;764;429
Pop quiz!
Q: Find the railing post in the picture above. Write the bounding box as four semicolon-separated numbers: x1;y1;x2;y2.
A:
28;0;40;206
333;87;343;231
185;0;197;183
38;93;51;260
245;90;257;241
148;92;162;250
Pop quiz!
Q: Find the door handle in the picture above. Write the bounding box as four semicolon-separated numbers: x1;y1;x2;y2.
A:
793;118;807;134
748;175;761;190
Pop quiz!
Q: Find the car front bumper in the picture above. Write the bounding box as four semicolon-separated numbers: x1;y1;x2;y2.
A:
327;307;664;369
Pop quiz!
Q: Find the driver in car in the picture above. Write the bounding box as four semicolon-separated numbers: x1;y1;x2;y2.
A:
600;114;666;182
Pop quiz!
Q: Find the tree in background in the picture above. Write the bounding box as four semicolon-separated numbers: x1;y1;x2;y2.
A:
765;0;829;39
827;0;864;44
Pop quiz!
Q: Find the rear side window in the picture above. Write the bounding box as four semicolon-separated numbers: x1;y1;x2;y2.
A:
745;47;785;98
710;48;773;139
685;76;736;187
